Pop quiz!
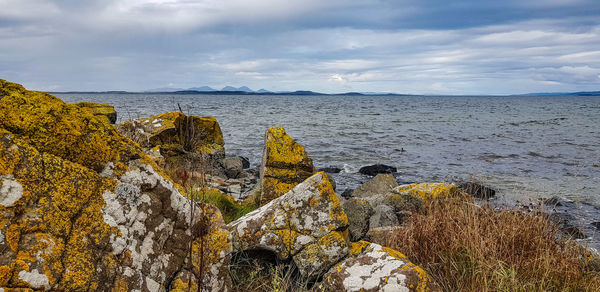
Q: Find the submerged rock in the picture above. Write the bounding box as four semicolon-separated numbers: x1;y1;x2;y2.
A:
259;126;315;204
314;241;435;292
229;172;349;280
319;166;342;173
0;80;231;291
358;164;397;176
75;101;117;124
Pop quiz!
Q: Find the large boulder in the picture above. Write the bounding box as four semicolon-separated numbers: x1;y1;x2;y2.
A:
393;182;461;201
342;198;374;241
0;80;231;291
118;112;225;158
74;102;117;124
259;126;315;204
229;172;349;280
359;164;397;176
314;241;435;291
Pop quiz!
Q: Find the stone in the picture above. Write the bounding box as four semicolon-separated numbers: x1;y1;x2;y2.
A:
352;174;398;198
592;222;600;230
342;198;374;241
259;126;315;204
314;241;435;292
0;80;232;291
358;164;397;176
117;112;225;157
319;166;342;173
222;157;244;178
368;204;399;231
459;182;496;199
393;182;462;201
239;156;250;169
340;188;353;199
74;102;117;124
229;172;349;280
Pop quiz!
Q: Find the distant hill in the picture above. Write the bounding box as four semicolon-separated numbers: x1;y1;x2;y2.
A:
221;86;253;92
188;86;216;91
513;91;600;96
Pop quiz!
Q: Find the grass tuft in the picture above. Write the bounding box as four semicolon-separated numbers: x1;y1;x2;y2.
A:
379;198;600;291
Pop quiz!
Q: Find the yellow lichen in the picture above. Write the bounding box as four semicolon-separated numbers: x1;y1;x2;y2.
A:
393;182;461;201
349;241;371;256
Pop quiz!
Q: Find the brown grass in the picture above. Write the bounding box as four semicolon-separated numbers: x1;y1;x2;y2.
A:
380;198;600;292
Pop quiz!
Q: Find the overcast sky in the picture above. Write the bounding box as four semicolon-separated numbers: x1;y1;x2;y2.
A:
1;0;599;94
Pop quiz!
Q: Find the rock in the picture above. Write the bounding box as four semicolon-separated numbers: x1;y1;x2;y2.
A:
222;156;244;178
459;182;496;199
319;166;342;173
393;182;462;201
365;226;402;243
342;198;374;241
340;188;353;199
368;204;399;231
229;172;349;280
548;212;587;240
592;222;600;230
74;102;117;124
239;156;250;169
117;111;225;158
352;174;398;198
358;164;397;176
0;80;232;291
259;126;315;204
543;196;575;208
314;241;434;291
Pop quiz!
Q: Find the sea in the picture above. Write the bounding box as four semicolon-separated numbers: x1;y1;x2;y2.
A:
56;93;600;248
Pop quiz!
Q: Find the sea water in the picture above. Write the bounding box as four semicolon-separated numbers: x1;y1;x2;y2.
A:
57;93;599;206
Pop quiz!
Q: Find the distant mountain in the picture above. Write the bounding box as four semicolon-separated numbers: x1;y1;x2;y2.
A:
256;88;272;93
221;86;253;92
188;86;216;91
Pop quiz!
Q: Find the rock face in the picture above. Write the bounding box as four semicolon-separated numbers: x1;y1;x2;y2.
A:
359;164;397;176
259;126;315;204
0;80;231;291
315;241;434;292
118;112;225;160
75;102;118;124
342;199;374;241
229;172;349;280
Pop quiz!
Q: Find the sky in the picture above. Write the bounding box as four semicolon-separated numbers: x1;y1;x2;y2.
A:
1;0;600;95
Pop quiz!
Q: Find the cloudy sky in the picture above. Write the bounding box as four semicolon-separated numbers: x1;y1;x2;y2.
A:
1;0;599;94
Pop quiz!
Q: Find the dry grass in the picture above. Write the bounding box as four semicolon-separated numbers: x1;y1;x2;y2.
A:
229;251;308;292
380;198;600;292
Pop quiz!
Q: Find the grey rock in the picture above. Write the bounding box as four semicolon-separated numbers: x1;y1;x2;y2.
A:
222;156;244;178
369;204;399;231
342;198;374;241
352;173;398;198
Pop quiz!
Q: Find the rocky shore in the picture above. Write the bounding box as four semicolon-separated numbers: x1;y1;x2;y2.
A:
1;79;598;291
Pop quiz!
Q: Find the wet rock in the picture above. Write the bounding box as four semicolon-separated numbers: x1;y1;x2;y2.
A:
314;241;435;291
222;156;244;178
75;102;118;124
229;172;349;280
459;182;496;199
358;164;397;176
592;222;600;230
368;204;399;231
393;182;462;201
342;198;374;241
259;126;315;204
548;212;587;239
340;188;353;199
543;196;575;208
0;80;231;291
319;166;342;173
352;173;398;198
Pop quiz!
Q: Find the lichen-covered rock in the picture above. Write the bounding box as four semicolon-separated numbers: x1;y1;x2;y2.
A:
0;79;140;174
351;173;398;198
118;112;225;157
75;101;117;124
368;204;399;231
229;172;349;280
392;183;461;201
314;241;435;292
0;80;231;291
342;198;374;241
259;126;315;204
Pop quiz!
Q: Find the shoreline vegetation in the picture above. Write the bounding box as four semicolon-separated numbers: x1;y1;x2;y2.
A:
1;79;599;291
